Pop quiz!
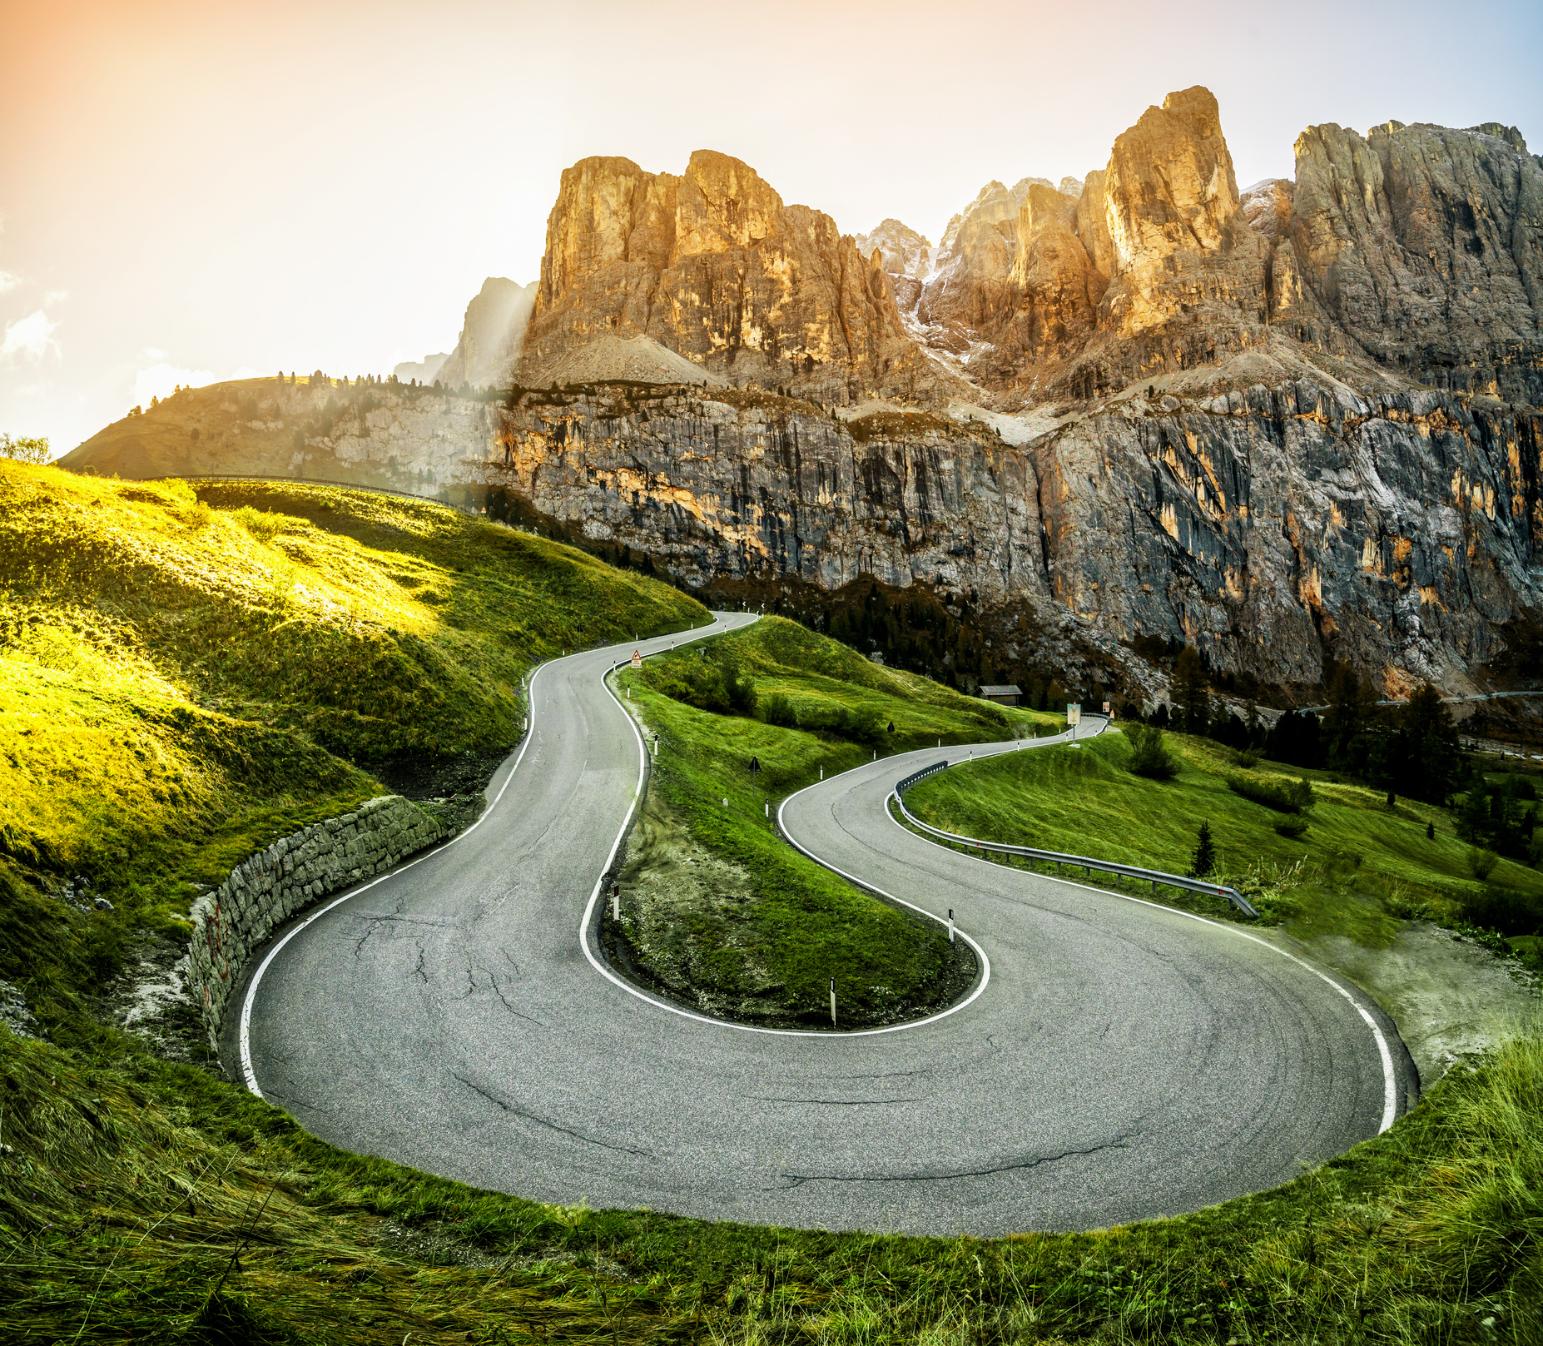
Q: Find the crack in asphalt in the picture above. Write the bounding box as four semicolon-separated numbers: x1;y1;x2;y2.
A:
354;912;451;959
749;1096;923;1106
450;1073;651;1156
768;1134;1136;1190
451;960;545;1025
816;1068;931;1083
412;944;428;983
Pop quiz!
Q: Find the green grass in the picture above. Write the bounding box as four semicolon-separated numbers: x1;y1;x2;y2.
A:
610;618;1056;1027
0;462;704;1035
4;1019;1541;1344
5;466;1543;1343
904;722;1543;949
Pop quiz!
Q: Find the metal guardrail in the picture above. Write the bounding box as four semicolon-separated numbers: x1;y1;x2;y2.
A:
894;755;1259;918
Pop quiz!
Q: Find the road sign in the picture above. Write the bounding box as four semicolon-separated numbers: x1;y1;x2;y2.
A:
630;649;642;670
1066;702;1082;727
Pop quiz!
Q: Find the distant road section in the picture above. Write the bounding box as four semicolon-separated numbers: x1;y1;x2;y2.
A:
238;615;1413;1236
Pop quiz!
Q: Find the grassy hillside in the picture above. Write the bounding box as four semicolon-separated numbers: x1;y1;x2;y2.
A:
611;618;1058;1027
902;721;1543;1080
0;462;704;1036
903;722;1543;946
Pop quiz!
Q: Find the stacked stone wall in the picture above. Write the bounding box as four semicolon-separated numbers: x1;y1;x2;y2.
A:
184;796;446;1048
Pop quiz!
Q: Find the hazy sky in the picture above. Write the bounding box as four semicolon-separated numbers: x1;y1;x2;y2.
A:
3;0;1540;454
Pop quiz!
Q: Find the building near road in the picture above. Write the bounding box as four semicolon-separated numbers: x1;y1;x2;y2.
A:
978;683;1022;707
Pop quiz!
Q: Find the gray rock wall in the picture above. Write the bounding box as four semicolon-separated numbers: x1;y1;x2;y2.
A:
184;795;446;1049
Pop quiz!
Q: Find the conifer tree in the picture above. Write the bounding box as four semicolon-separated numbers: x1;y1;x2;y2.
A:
1191;820;1216;877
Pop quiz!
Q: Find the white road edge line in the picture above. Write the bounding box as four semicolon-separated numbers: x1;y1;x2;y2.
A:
238;616;716;1097
580;617;993;1038
880;784;1401;1134
237;658;561;1098
240;612;990;1105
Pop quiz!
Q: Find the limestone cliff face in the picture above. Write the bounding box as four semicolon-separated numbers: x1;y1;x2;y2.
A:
518;151;934;402
436;277;536;388
472;385;1540;691
63;374;1542;694
1289;120;1543;401
1035;386;1542;688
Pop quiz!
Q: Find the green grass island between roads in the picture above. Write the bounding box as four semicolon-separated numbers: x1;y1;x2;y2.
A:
0;464;1540;1344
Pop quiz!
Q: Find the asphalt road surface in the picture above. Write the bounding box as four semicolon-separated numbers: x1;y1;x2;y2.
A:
236;613;1414;1236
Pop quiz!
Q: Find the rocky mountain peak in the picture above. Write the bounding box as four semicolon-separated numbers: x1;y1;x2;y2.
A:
854;218;932;280
518;149;937;401
918;176;1055;347
676;149;784;253
1289;117;1543;400
1103;85;1240;274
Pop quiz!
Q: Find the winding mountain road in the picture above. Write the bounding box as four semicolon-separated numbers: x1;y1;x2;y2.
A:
235;613;1414;1236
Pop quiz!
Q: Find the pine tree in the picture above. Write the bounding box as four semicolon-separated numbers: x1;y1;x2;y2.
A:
1191;820;1216;877
1172;646;1210;736
1386;683;1461;803
1323;663;1378;777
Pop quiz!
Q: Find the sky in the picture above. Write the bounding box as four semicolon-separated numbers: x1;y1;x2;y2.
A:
2;0;1540;455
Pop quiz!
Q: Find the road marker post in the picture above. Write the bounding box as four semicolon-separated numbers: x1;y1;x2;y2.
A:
819;765;824;781
829;977;837;1027
612;886;620;923
948;908;955;943
764;801;769;818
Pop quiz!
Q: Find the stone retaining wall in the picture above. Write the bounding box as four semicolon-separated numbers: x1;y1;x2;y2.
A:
184;795;447;1048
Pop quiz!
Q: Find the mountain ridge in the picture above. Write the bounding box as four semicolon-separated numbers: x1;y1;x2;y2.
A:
61;84;1543;703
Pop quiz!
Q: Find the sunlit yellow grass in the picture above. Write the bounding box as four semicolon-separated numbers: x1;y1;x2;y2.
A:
0;460;702;930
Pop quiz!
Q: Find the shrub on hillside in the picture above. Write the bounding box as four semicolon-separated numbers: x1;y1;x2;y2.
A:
760;692;797;728
1191;820;1217;877
1226;772;1316;814
1461;883;1541;936
719;652;758;716
1274;816;1309;840
1468;847;1499;882
1124;724;1178;780
657;651;758;717
802;704;884;747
